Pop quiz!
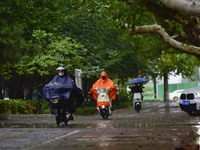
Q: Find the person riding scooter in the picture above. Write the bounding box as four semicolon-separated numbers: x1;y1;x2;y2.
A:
131;84;144;100
88;71;118;115
39;66;83;124
130;84;144;112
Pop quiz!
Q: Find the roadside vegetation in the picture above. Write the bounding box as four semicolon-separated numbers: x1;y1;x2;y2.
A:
0;0;200;103
0;88;132;118
0;1;199;118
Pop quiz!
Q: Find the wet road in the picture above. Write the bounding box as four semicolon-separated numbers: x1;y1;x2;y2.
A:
0;102;200;150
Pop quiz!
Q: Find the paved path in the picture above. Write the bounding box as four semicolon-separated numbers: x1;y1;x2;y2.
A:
0;102;199;150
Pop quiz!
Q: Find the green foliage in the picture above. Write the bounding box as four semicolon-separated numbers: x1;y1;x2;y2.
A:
0;100;11;114
75;107;97;115
113;101;131;110
0;100;37;114
0;0;68;79
118;87;132;102
15;30;87;76
0;97;132;115
132;35;200;80
39;100;50;114
0;0;200;101
143;85;155;98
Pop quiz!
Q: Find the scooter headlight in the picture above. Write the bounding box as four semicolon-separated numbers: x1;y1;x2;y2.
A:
100;93;106;99
52;99;59;104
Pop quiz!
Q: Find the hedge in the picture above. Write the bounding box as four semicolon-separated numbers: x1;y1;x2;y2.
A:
0;99;38;114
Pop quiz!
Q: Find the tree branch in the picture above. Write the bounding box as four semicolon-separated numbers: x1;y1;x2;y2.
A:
132;24;200;57
159;0;200;17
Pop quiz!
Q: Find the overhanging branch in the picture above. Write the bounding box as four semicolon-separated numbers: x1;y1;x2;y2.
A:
131;24;200;57
159;0;200;17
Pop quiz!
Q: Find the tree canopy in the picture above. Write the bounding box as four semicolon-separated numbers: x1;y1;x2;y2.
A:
0;0;200;99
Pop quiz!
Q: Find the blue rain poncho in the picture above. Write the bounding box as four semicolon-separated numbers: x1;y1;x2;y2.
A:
39;73;83;106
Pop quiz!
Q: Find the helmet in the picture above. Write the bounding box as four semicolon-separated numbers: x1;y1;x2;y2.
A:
56;66;65;71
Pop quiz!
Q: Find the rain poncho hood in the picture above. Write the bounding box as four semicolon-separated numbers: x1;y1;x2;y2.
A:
39;73;83;106
88;71;118;100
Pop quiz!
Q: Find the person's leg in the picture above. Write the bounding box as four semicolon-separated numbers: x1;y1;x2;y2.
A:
96;107;100;114
62;102;67;121
109;98;113;115
49;102;56;114
68;102;75;121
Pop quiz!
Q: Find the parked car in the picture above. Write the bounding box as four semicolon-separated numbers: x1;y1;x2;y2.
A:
169;89;185;101
179;87;200;116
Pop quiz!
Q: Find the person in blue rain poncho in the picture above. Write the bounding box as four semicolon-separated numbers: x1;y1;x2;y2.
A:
39;66;83;120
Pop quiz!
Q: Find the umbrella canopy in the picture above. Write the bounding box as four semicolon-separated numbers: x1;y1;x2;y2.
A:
128;77;148;85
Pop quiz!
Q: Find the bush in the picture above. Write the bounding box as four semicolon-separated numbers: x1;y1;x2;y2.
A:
75;107;97;115
0;100;11;114
37;99;50;114
113;101;132;110
0;99;37;114
0;89;132;115
118;88;131;102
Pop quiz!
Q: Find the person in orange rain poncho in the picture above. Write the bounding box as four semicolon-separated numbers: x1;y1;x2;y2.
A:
88;71;118;114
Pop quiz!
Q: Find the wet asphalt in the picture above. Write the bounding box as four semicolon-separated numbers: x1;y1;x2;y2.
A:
0;102;200;150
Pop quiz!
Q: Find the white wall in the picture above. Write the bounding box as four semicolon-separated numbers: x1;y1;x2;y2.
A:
168;74;183;84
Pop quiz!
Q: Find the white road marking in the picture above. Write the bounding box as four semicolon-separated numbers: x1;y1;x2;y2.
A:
23;130;80;150
42;130;80;144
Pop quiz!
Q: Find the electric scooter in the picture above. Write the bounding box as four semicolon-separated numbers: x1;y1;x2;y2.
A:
50;97;75;126
95;88;112;119
133;92;142;112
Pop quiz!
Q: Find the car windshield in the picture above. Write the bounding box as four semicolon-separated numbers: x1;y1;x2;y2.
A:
180;94;186;99
187;93;195;100
180;93;194;100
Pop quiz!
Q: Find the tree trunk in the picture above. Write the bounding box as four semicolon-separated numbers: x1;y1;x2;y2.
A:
23;76;34;100
153;78;157;99
163;72;169;101
159;0;200;17
0;77;2;99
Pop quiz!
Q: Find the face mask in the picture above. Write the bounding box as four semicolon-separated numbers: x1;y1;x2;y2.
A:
102;76;106;80
58;72;64;76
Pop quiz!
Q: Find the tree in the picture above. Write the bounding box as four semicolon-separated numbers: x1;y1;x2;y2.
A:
59;1;139;86
133;0;200;58
1;0;200;101
0;0;87;99
136;0;200;100
135;35;200;100
83;0;200;101
16;30;87;76
15;30;87;99
159;0;200;16
85;0;200;57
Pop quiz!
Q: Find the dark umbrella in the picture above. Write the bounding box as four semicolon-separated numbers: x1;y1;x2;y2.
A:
128;77;148;85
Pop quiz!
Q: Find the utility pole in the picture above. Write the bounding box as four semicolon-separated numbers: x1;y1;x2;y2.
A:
75;69;82;90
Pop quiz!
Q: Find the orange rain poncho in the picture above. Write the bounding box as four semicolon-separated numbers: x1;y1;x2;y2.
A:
88;71;118;100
